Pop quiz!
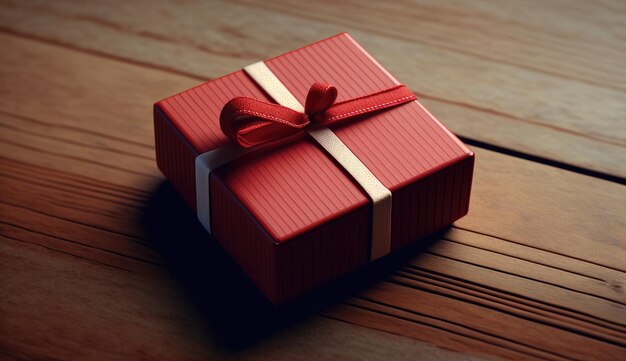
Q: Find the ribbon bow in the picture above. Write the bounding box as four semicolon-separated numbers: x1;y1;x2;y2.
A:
220;82;416;148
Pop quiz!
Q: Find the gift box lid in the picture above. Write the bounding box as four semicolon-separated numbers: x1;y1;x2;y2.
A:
156;33;472;244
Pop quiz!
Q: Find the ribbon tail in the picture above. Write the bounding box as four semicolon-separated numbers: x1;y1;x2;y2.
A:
315;85;416;125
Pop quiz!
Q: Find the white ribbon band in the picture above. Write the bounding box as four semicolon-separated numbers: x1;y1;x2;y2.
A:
195;61;392;260
195;143;250;233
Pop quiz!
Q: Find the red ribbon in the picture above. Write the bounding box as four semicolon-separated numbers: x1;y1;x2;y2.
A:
220;82;417;148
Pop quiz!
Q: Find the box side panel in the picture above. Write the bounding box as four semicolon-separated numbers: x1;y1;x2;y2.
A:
154;105;198;211
391;154;475;251
211;173;280;303
274;206;370;303
460;153;475;218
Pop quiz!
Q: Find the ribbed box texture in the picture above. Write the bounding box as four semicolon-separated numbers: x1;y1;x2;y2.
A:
154;33;474;303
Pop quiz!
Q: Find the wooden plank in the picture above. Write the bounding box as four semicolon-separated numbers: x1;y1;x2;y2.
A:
0;0;624;179
1;32;625;360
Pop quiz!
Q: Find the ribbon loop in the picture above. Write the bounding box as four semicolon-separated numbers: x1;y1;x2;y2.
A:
220;96;309;148
305;82;337;116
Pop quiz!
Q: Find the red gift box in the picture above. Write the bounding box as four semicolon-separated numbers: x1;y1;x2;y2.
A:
154;33;474;304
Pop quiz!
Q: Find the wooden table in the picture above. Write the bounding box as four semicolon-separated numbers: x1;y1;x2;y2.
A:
1;1;625;360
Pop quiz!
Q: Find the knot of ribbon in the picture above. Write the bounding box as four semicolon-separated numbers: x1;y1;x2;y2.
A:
220;82;416;148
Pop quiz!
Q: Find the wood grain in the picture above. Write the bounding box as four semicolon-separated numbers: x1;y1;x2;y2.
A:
0;2;625;360
2;228;495;361
0;0;624;179
0;31;626;359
